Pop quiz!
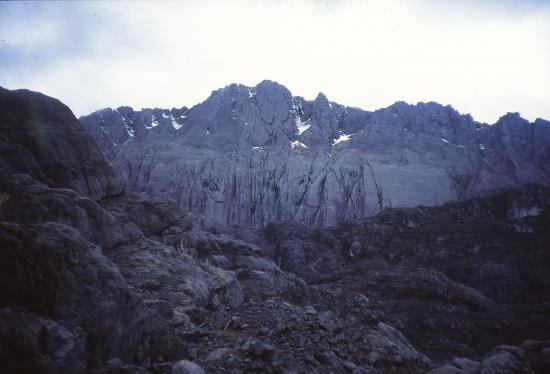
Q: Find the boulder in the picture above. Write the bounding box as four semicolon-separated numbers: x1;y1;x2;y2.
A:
0;308;87;373
0;222;152;366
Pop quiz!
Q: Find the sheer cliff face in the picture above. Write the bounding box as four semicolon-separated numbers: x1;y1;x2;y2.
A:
81;80;550;228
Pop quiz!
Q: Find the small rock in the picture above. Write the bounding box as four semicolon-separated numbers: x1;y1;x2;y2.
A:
225;316;242;330
206;348;233;362
172;360;205;374
305;305;318;315
248;340;276;361
209;293;220;309
318;311;343;332
120;365;149;374
304;353;320;366
92;358;123;374
314;351;338;366
224;355;241;370
343;361;357;371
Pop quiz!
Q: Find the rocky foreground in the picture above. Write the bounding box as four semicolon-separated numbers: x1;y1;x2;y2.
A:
1;87;549;373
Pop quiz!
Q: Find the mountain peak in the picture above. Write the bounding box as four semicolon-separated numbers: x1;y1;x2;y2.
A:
314;92;330;106
495;112;531;128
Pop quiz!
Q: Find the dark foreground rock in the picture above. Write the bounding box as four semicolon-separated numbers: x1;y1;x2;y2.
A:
0;87;246;371
0;308;86;373
0;86;122;200
0;222;152;369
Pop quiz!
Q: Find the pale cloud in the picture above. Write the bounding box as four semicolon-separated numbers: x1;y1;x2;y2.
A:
0;0;549;124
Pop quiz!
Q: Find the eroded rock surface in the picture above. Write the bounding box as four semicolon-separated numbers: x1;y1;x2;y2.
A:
81;81;550;228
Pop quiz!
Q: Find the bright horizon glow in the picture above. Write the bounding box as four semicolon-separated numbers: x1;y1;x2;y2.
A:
1;0;549;124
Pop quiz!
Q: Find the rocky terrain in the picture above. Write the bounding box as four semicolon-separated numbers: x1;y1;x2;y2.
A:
1;86;550;373
80;80;550;228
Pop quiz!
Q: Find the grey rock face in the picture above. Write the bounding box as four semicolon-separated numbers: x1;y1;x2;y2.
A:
365;322;431;367
318;310;343;332
0;174;132;250
106;237;243;310
179;228;304;301
429;341;550;374
81;81;550;228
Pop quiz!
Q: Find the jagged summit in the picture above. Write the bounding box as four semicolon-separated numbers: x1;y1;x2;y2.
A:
314;92;331;106
80;81;550;228
83;81;536;136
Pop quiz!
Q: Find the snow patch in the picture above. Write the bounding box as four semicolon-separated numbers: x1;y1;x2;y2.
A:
290;140;308;149
146;115;159;129
169;114;186;130
512;206;542;219
514;223;534;233
405;219;418;228
172;119;182;130
441;138;450;144
122;117;135;137
292;101;303;114
333;133;352;145
252;146;262;151
295;117;311;135
458;145;465;149
479;144;486;150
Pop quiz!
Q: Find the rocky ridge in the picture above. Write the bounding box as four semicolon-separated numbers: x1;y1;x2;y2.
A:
80;80;550;228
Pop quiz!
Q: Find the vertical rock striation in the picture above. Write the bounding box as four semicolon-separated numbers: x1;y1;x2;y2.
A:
81;80;550;228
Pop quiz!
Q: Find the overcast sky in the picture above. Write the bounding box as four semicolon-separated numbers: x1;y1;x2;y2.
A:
1;0;549;123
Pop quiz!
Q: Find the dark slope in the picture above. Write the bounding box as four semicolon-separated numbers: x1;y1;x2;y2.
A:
0;88;245;372
0;87;122;200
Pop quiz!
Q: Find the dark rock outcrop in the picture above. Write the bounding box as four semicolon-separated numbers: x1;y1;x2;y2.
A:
0;222;152;368
0;87;122;200
0;87;248;371
0;308;87;374
179;228;305;301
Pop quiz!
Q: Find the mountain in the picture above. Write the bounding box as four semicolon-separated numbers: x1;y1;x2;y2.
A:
2;86;550;373
80;80;550;228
